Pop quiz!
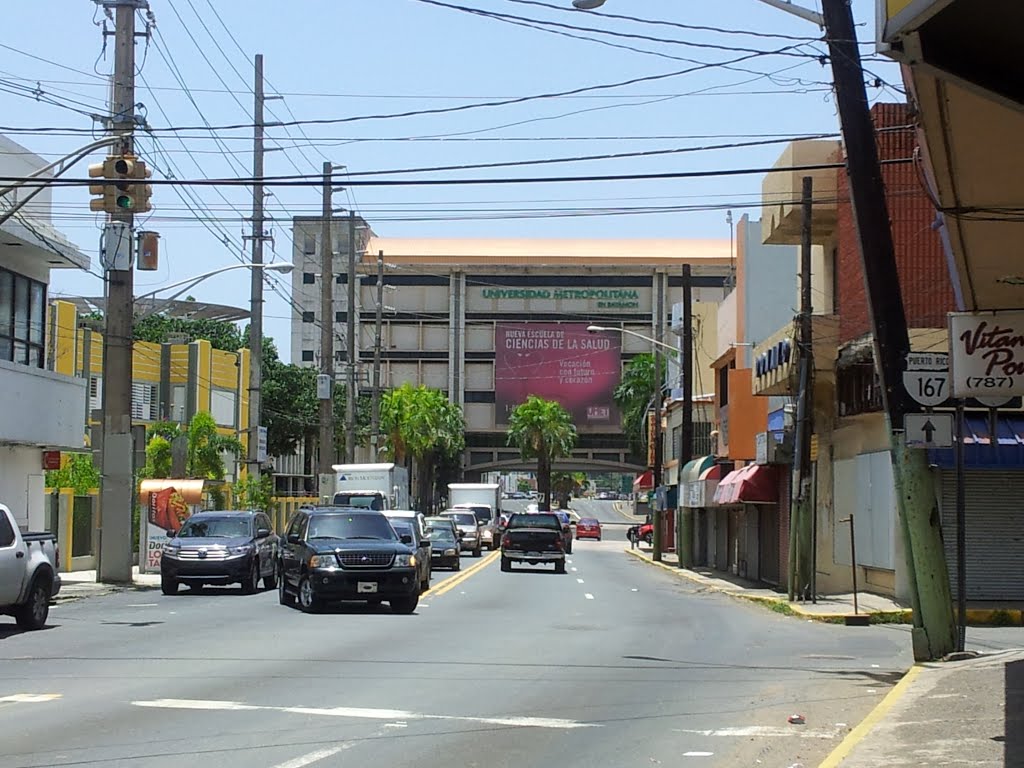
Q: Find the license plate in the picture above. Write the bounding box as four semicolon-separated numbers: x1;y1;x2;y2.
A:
357;582;378;594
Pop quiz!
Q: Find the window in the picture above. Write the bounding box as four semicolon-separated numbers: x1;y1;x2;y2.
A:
302;272;315;284
302;311;315;323
130;382;158;421
89;376;103;411
0;510;14;547
303;236;316;255
301;350;314;362
210;389;237;428
0;267;46;369
336;274;345;284
335;311;344;323
718;365;730;407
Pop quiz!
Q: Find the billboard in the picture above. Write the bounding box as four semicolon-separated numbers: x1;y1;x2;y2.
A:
494;323;621;427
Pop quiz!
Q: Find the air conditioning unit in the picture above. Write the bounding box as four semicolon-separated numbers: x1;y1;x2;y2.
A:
755;429;794;465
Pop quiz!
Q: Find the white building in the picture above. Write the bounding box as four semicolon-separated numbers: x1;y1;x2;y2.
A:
0;135;89;529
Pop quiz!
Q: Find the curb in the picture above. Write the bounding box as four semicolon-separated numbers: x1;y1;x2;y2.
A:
816;665;922;768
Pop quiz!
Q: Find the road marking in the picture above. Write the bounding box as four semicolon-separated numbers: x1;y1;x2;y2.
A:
126;603;159;607
570;567;578;572
271;746;348;768
0;693;62;703
584;593;595;600
675;726;839;739
429;550;499;598
577;578;585;584
132;698;600;729
683;752;714;758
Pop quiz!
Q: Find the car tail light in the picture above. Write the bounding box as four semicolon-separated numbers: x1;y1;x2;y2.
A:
553;537;564;550
502;534;512;548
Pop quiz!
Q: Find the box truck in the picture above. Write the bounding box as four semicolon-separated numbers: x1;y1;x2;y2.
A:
447;482;501;550
330;463;409;510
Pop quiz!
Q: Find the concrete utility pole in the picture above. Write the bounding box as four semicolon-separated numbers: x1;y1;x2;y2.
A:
788;176;814;600
97;0;144;584
346;211;357;463
318;162;334;475
820;0;954;660
245;53;266;476
370;250;384;454
677;263;694;569
652;275;665;562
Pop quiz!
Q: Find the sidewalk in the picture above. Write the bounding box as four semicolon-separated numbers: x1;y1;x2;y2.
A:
56;567;161;602
819;649;1024;767
625;545;909;622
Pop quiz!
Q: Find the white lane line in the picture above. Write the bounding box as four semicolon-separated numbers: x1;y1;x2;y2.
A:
566;559;573;564
584;593;595;600
126;603;159;607
674;726;839;739
683;752;714;757
577;578;585;584
270;746;348;768
0;693;63;703
132;699;601;730
570;567;578;572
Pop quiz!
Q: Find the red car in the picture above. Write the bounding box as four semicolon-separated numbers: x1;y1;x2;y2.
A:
575;517;602;541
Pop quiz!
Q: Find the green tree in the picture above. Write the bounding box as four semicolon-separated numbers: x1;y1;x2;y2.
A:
379;383;466;512
613;353;658;457
144;436;173;478
506;395;577;512
186;411;243;507
44;453;100;494
233;473;274;514
551;471;588;508
134;314;244;352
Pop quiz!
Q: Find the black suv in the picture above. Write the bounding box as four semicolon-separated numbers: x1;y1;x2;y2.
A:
277;507;421;614
160;510;279;595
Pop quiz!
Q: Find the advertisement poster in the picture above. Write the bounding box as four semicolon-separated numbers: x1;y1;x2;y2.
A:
138;479;206;573
494;323;621;426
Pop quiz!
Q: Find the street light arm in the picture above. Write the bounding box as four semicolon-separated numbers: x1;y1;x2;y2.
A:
573;0;822;26
133;261;293;302
588;324;680;355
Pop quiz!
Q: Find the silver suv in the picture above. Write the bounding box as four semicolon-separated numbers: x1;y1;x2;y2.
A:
450;503;499;551
438;509;482;558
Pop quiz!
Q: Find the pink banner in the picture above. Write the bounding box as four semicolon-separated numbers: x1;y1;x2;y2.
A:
495;323;621;426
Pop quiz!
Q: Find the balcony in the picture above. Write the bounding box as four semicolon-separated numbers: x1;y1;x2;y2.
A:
0;359;86;449
761;140;841;246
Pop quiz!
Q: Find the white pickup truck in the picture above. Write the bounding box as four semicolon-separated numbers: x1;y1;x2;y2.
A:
0;502;61;630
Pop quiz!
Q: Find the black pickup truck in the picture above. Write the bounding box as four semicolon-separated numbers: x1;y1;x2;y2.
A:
500;512;566;574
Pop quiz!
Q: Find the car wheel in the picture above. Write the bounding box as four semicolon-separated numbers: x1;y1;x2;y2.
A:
420;572;430;592
452;558;461;571
554;560;566;574
597;536;602;541
390;595;418;614
566;544;573;555
500;555;511;572
160;576;178;596
263;561;278;590
297;576;320;613
473;546;482;558
241;558;260;594
643;533;653;545
278;572;295;606
14;575;51;630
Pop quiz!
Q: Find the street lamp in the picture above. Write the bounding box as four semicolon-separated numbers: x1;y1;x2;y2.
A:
133;261;293;308
587;324;679;355
571;0;823;25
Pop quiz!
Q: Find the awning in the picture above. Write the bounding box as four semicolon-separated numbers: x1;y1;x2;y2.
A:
633;470;654;490
680;455;716;486
713;464;777;505
929;415;1024;470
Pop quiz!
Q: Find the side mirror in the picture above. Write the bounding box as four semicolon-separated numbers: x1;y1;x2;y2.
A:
256;528;271;539
400;533;413;545
457;530;464;539
419;539;431;549
477;520;485;527
287;533;300;544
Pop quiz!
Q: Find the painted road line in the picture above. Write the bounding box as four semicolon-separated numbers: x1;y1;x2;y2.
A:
817;665;923;768
428;549;499;598
132;699;601;729
683;752;714;758
0;694;63;703
584;593;595;600
271;746;348;768
577;578;585;584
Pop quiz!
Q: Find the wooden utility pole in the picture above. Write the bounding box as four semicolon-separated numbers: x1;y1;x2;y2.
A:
346;211;357;462
245;53;266;476
652;275;665;562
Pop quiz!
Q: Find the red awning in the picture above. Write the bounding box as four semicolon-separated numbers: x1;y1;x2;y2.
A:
713;464;777;505
633;470;654;490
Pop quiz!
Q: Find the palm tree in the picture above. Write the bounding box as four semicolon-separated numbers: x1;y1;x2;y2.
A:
506;395;577;512
613;353;657;458
379;383;466;512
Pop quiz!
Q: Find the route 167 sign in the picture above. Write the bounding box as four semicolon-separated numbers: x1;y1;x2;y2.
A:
902;352;949;407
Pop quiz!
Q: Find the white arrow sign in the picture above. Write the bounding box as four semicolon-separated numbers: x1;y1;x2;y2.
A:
905;412;954;448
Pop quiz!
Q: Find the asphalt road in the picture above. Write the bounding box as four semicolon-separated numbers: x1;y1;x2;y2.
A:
3;537;912;768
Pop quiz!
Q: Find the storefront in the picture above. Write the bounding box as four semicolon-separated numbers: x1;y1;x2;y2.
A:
712;463;778;582
679;455;718;566
930;415;1024;601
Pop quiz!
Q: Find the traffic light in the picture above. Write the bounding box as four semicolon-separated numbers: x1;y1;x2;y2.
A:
88;156;152;214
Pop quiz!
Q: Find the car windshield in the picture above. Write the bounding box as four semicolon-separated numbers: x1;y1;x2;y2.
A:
307;514;396;540
332;493;385;510
581;518;599;525
177;517;251;538
444;512;476;527
509;513;560;530
456;505;492;524
390;520;414;539
429;527;456;543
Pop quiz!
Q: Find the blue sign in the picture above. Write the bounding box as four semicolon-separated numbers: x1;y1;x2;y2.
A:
755;338;793;378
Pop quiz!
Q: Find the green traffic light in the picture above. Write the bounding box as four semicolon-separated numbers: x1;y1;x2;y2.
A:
116;195;134;209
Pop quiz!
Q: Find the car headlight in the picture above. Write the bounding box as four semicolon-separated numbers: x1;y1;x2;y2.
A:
161;544;178;557
444;548;457;556
227;544;254;558
394;553;416;567
309;554;337;568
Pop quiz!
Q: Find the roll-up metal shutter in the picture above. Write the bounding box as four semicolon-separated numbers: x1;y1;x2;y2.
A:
940;470;1024;601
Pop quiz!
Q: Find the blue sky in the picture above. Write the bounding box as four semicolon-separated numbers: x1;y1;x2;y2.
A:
0;0;898;361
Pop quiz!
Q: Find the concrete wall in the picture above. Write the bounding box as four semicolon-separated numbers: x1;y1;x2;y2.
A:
0;358;87;449
0;445;46;530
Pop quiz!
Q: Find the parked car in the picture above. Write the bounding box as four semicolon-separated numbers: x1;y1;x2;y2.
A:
500;512;566;573
383;510;432;591
160;510;279;595
450;502;499;551
575;517;602;541
277;507;420;614
0;503;61;630
426;523;461;571
438;509;482;557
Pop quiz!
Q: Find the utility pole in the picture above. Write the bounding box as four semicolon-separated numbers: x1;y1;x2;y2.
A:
677;263;694;569
370;250;384;454
346;211;357;463
97;0;144;584
788;176;814;601
318;162;334;476
821;0;954;661
652;275;665;562
245;53;266;477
